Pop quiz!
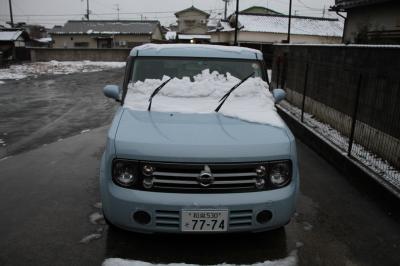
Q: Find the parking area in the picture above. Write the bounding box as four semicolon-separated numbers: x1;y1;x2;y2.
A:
0;71;399;266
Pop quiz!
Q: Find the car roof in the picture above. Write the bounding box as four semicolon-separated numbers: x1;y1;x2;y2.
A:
130;44;263;60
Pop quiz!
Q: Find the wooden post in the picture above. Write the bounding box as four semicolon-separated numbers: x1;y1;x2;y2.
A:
301;63;309;122
348;74;363;156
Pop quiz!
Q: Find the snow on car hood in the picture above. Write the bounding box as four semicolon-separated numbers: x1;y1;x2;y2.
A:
124;69;284;127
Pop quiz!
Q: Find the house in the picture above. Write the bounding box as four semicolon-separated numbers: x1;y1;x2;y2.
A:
210;13;343;45
49;20;163;48
174;6;211;43
330;0;400;44
0;29;30;61
240;6;283;15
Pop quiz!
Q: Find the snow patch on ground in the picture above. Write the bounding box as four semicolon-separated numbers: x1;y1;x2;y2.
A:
0;81;4;84
0;138;5;146
93;202;102;209
279;101;400;190
81;129;91;134
103;250;297;266
124;70;284;127
0;60;125;81
89;212;104;225
80;233;102;244
303;222;313;231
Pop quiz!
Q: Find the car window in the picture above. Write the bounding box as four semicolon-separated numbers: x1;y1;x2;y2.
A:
130;58;263;82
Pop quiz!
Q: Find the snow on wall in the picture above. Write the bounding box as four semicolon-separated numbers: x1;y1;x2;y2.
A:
124;69;284;127
215;15;343;37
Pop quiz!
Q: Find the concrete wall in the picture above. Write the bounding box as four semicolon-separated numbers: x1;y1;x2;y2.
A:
344;1;400;43
52;34;153;48
210;31;342;45
30;48;130;62
272;44;400;168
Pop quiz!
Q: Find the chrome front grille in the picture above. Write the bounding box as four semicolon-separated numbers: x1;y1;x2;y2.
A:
146;162;263;193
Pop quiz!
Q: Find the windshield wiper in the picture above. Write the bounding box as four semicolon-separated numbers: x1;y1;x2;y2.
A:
215;72;254;112
148;77;173;111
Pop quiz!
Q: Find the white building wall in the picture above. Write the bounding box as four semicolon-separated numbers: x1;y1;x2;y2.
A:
210;31;341;44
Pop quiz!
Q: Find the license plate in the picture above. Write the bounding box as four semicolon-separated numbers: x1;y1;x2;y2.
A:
181;210;228;232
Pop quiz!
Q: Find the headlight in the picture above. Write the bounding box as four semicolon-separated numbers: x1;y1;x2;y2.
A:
269;161;291;187
112;160;137;187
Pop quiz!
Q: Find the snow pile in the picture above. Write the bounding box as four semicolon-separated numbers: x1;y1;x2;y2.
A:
124;70;284;126
0;60;125;81
102;251;297;266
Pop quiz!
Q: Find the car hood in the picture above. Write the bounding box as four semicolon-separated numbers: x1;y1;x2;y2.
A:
114;108;291;163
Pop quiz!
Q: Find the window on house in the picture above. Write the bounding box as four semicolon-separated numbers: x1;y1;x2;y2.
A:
74;42;89;47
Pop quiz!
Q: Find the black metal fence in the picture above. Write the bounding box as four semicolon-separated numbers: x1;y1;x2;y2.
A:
272;44;400;191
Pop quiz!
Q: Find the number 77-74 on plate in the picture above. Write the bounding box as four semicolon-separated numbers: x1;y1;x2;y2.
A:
181;210;228;232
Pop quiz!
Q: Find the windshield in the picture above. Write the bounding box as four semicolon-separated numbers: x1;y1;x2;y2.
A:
130;57;264;82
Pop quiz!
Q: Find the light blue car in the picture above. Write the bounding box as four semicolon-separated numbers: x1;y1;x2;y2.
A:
100;44;299;233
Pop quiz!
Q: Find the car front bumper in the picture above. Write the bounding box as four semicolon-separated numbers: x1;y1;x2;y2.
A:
101;173;298;233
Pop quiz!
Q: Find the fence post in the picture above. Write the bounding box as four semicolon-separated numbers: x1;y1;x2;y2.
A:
301;63;309;122
348;73;363;156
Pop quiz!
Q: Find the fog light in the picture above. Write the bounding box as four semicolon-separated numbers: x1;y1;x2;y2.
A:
255;178;265;189
142;165;154;176
133;211;151;225
143;177;154;189
256;210;273;224
255;165;267;177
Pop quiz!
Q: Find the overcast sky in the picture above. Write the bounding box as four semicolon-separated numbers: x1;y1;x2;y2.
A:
0;0;337;28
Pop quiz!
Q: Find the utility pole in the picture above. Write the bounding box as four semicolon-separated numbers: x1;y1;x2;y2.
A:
287;0;292;43
8;0;14;28
86;0;90;20
322;5;326;18
115;4;120;21
233;0;239;46
222;0;229;20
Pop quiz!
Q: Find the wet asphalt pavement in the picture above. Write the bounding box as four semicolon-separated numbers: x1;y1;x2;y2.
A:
0;69;122;159
0;72;399;266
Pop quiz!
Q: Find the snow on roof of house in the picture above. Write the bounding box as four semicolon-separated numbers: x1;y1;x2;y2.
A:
165;31;177;40
331;0;391;11
0;31;24;41
178;34;211;40
49;20;161;35
130;44;263;60
213;14;344;37
35;37;52;43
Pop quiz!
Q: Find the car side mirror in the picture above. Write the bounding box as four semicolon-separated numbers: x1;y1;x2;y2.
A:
103;85;121;102
272;88;286;104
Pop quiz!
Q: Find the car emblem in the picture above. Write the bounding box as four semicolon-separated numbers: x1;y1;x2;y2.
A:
198;165;214;187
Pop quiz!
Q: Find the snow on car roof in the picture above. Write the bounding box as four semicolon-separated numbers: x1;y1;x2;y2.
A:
130;44;263;60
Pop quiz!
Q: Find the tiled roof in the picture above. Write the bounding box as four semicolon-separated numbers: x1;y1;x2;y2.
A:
49;20;160;35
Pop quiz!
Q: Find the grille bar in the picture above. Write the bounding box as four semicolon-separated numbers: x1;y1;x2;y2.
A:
144;162;272;193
